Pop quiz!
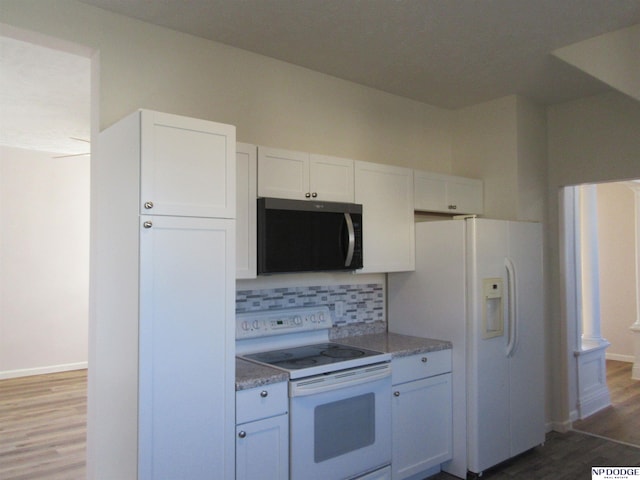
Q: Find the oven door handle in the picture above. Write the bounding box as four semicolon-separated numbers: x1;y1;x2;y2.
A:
289;364;391;397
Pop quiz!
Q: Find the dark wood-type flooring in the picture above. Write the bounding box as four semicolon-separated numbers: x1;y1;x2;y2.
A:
572;359;640;446
1;364;639;480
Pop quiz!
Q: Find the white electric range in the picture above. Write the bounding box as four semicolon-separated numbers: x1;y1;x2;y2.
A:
236;306;392;480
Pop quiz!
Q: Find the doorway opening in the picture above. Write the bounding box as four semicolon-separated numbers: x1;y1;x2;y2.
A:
561;180;640;446
0;25;95;380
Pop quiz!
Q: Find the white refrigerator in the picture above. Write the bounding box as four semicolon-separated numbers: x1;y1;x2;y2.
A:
388;217;544;479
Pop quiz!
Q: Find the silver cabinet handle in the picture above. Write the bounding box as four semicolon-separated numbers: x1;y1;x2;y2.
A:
144;201;154;209
394;391;400;397
421;357;428;363
238;431;246;438
305;192;311;198
311;192;318;198
260;390;268;398
143;221;153;229
448;204;457;210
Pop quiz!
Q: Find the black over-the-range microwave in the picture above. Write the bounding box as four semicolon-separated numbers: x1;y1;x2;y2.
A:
257;197;363;274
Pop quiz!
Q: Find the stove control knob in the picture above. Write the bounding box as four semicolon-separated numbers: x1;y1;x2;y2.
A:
241;321;250;331
294;316;302;325
252;320;260;330
310;314;316;323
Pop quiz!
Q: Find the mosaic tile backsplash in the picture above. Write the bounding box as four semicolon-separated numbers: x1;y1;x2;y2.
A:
236;283;385;327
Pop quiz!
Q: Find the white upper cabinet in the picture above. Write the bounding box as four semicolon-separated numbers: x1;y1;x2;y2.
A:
309;154;355;202
355;161;415;273
257;147;309;200
258;146;354;202
414;170;483;215
236;143;257;279
140;110;236;218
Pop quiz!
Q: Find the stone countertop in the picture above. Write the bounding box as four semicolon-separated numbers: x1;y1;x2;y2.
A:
236;358;288;391
235;332;451;390
336;332;452;358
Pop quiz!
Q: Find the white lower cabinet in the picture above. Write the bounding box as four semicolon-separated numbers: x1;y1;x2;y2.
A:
391;351;453;480
236;382;289;480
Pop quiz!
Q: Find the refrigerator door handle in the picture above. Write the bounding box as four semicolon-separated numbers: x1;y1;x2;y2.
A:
505;257;517;357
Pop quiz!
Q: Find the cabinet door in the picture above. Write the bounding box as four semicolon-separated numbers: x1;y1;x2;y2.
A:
236;143;257;279
355;161;414;273
258;146;310;199
140;110;236;218
236;414;289;480
413;171;447;212
447;177;483;215
138;216;235;480
309;154;354;202
392;374;452;480
414;170;483;215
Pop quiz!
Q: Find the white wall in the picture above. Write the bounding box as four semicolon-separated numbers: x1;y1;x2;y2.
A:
547;91;640;427
451;96;519;220
597;182;637;360
553;24;640;102
451;95;547;223
0;0;454;174
0;146;89;378
515;96;548;223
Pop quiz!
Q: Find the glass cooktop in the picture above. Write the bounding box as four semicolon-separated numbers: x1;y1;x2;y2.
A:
241;342;390;378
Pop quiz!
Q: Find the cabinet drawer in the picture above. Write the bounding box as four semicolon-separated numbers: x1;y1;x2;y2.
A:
392;350;452;385
236;382;288;424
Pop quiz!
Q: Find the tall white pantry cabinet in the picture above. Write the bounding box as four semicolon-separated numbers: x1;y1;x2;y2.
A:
88;110;236;480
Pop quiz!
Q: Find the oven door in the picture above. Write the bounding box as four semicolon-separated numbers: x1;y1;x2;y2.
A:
289;363;392;480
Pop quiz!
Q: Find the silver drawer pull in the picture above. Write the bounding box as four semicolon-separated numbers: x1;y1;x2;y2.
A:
143;221;153;229
144;201;154;209
260;390;268;398
394;391;400;397
238;431;246;438
421;357;428;363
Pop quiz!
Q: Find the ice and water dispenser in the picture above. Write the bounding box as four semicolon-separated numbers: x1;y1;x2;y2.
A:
482;278;504;339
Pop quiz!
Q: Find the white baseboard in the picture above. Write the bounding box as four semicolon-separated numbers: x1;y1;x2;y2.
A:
605;352;634;363
570;408;579;423
0;361;87;380
578;389;611;419
550;418;573;433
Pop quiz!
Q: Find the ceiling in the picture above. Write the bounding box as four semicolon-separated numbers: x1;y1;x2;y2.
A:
0;36;91;156
80;0;640;108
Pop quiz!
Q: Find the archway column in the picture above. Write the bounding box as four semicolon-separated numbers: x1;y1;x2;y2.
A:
574;185;610;419
627;182;640;380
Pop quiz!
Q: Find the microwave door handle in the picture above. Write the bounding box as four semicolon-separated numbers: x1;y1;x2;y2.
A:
344;212;355;266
